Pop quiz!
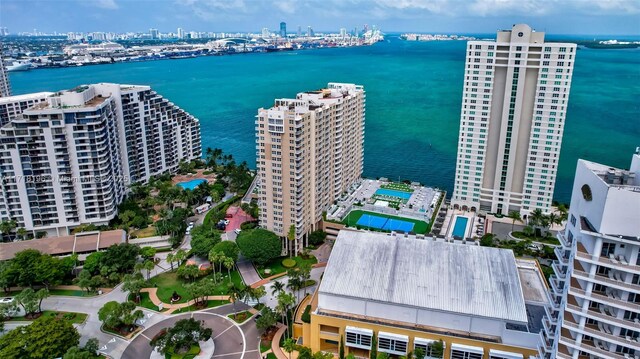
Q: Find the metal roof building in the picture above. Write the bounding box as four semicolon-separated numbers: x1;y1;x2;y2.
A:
315;231;548;352
319;231;528;323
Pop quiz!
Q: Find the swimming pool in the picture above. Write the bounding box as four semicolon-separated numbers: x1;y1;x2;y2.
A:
374;188;412;200
452;216;469;238
177;179;207;190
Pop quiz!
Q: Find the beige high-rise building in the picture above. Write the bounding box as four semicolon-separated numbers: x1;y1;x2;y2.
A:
256;83;365;253
452;24;576;215
0;57;11;97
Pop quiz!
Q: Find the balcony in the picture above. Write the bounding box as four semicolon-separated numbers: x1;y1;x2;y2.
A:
572;269;639;294
557;231;572;248
575;243;640;275
565;301;640;331
569;286;640;313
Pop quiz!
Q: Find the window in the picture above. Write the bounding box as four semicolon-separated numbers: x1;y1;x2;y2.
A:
345;328;372;349
601;242;616;257
378;333;408;355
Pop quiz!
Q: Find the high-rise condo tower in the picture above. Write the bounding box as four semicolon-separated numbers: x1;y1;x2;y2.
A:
452;24;576;215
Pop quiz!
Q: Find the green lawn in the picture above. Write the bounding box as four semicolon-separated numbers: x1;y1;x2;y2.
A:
8;311;87;324
148;270;244;304
131;225;157;238
128;292;168;312
258;255;318;278
172;300;230;314
49;289;98;297
343;210;429;234
166;344;200;359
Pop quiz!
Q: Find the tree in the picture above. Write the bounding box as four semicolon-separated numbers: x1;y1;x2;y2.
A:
339;335;345;359
308;230;327;246
430;340;444;358
63;338;100;359
166;252;176;271
370;334;377;359
271;280;285;296
123;273;145;303
414;348;426;359
0;316;80;359
212;241;240;262
223;257;235;285
174;249;187;266
236;229;282;265
0;219;17;241
298;346;313;359
82;252;104;274
276;291;295;338
14;288;39;317
190;226;221;257
98;301;143;333
185;278;215;307
507;211;522;232
140;247;157;261
35;288;49;313
143;260;155;281
283;338;296;359
287;224;296;258
255;306;278;332
76;269;94;293
377;354;390;359
177;265;201;282
252;286;266;305
16;227;28;241
479;233;495;247
150;318;212;355
10;249;42;287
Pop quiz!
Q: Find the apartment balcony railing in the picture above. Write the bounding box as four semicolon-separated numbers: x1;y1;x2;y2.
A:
572;269;640;294
568;286;640;313
565;303;640;331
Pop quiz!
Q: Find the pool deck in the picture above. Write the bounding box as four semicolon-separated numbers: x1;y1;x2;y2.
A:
171;169;217;186
441;208;481;240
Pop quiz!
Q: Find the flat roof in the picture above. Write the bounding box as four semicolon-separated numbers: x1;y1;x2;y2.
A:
319;231;528;323
0;92;53;104
0;230;125;261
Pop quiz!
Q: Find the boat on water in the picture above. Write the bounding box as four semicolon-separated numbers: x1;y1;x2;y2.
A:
5;61;32;72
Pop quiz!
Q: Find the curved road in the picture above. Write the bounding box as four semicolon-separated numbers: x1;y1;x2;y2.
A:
122;304;261;359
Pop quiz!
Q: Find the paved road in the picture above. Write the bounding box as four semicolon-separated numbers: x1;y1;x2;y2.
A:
121;303;261;359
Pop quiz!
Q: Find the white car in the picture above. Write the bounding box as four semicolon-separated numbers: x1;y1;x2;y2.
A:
234;228;241;235
185;228;191;235
223;219;230;225
0;297;13;304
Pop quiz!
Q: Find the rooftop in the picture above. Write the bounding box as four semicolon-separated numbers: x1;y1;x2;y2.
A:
0;92;53;104
319;231;528;323
0;230;126;261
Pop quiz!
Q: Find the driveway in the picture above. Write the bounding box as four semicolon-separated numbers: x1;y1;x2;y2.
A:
224;206;254;233
236;258;262;287
121;303;261;359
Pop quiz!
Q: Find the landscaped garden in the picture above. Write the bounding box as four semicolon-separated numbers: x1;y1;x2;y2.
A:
228;310;253;323
257;255;318;278
380;182;413;192
147;271;243;304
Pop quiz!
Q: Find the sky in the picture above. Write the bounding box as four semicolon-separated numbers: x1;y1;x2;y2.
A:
0;0;639;36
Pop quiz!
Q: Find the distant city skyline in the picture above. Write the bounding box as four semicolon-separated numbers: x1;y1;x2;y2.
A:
1;0;639;36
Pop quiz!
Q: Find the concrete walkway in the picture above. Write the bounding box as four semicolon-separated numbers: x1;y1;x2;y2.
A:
271;324;289;359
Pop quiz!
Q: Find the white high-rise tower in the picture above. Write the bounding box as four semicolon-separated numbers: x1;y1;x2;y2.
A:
0;57;11;97
452;24;576;215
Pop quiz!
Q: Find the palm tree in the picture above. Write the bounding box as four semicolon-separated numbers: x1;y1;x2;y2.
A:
229;284;242;314
283;338;296;359
507;211;522;233
143;260;155;280
287;224;296;258
271;280;285;296
287;276;301;302
529;209;544;227
166;252;175;271
16;227;28;241
0;219;17;241
223;257;235;285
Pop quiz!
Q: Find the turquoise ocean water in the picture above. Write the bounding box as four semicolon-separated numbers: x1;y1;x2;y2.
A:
8;36;640;203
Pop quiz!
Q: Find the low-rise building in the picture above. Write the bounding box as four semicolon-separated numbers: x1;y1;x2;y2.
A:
0;92;53;126
302;230;550;359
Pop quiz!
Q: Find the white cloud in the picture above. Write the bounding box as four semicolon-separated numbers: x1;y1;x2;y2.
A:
93;0;119;10
175;0;248;20
467;0;553;16
274;0;297;14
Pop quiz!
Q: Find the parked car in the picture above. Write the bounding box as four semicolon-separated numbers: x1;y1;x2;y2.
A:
223;219;230;225
234;228;241;235
0;297;14;305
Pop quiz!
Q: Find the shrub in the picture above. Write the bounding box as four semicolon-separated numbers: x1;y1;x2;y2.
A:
236;229;282;265
203;170;213;175
240;221;258;230
282;258;296;268
308;230;326;246
301;305;311;323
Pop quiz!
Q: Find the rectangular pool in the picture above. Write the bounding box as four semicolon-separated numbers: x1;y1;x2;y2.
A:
177;178;207;190
452;216;469;238
374;188;412;200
